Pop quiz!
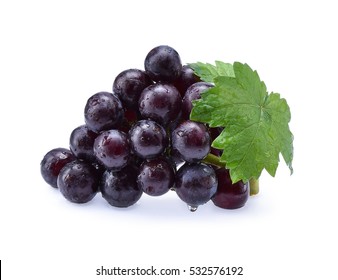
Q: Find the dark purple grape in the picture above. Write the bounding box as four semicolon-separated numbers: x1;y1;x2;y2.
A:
93;130;130;170
212;168;249;209
129;119;168;159
57;160;99;203
175;163;217;211
173;65;201;96
137;157;175;196
84;91;124;133
113;69;153;109
40;148;76;188
69;125;98;161
100;165;142;207
144;45;182;82
171;120;211;163
182;82;213;119
138;83;182;126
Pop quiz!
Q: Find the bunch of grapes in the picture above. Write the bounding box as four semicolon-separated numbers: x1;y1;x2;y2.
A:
40;45;249;212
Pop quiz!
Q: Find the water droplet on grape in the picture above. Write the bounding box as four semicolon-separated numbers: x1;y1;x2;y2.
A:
177;130;184;137
187;204;198;212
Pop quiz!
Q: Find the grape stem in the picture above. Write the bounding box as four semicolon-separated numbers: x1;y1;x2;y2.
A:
202;153;226;168
249;178;259;196
203;153;260;195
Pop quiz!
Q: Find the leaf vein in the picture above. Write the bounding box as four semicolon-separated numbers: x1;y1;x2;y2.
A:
232;108;263;175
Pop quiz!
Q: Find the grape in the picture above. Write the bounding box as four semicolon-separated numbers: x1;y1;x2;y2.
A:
138;83;182;126
171;120;211;163
40;148;76;188
137;157;175;196
175;163;218;210
100;165;142;207
129;119;168;159
69;125;98;162
144;45;182;82
57;160;99;203
181;82;213;119
84;91;124;133
212;168;249;209
173;65;201;96
113;69;153;109
93;129;130;170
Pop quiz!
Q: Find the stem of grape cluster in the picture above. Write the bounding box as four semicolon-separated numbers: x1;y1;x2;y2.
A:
249;178;259;195
202;153;226;168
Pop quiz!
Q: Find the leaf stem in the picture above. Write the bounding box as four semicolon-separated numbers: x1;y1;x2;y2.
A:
249;178;259;195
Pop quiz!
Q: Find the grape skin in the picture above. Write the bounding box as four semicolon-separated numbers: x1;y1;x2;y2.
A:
100;165;142;208
129;119;168;159
144;45;182;82
69;125;98;162
93;129;130;170
175;163;218;208
171;120;211;163
137;157;175;196
40;148;76;188
212;168;249;209
84;91;124;133
113;69;153;109
57;160;99;203
138;83;182;126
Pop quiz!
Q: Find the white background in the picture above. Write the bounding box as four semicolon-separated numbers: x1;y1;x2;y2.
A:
1;0;337;279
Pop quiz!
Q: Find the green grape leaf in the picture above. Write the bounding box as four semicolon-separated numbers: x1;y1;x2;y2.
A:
190;62;294;183
188;61;235;82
